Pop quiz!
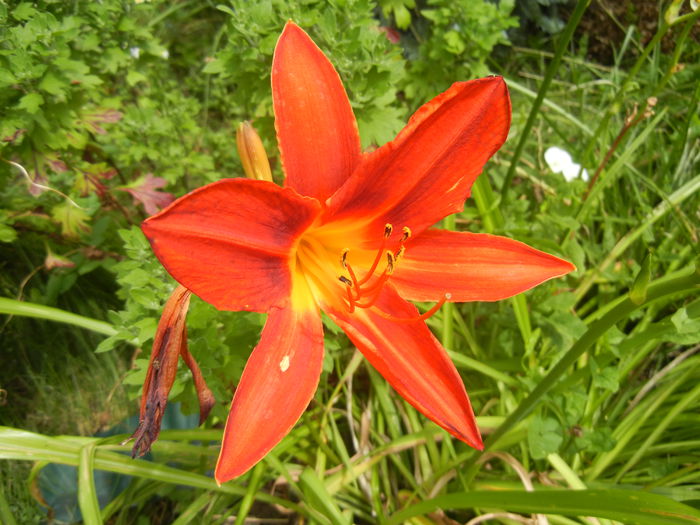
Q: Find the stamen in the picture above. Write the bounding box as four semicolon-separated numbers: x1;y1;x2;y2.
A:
401;226;411;242
338;276;353;287
345;285;356;313
395;246;405;261
358;228;389;286
386;252;395;274
346;264;361;297
341;248;349;268
372;293;452;323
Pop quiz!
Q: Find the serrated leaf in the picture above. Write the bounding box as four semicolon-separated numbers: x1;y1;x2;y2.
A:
12;2;36;20
39;73;67;96
528;416;563;459
18;92;45;114
51;202;90;238
202;58;225;74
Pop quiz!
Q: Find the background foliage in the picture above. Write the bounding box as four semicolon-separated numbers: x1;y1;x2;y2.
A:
1;0;699;523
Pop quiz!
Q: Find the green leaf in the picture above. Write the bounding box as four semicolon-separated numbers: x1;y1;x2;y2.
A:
11;2;36;20
630;253;653;305
0;223;17;243
78;442;102;525
202;58;225;74
18;92;44;114
51;201;90;238
388;489;700;525
39;72;67;96
528;416;563;459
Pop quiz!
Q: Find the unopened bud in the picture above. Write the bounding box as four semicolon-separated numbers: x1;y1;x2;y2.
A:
236;121;272;182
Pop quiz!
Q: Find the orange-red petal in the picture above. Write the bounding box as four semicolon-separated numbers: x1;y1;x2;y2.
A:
325;286;482;449
142;179;321;312
391;229;576;302
215;305;325;483
326;77;510;241
272;21;362;202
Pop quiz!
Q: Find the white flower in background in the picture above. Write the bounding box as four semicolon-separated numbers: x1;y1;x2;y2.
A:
161;49;170;59
130;47;141;59
691;0;698;11
544;146;589;182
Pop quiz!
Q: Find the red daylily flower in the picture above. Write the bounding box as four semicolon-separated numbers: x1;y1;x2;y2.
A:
139;22;575;483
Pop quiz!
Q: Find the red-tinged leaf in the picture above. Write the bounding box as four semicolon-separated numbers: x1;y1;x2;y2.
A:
273;22;361;202
326;286;482;449
392;229;576;302
82;108;123;135
45;154;68;173
129;286;191;457
44;248;75;270
121;174;174;215
215;305;324;482
326;77;511;241
2;129;26;143
142;179;322;312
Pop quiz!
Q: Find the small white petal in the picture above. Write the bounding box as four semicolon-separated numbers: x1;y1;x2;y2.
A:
562;162;583;181
161;49;170;59
544;146;573;174
130;47;141;59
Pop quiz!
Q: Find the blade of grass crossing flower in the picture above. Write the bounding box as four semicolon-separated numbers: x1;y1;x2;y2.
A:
78;441;102;525
0;297;117;336
500;0;591;202
233;463;265;525
387;489;700;525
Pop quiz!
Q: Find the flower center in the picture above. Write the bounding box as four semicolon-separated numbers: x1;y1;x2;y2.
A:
292;223;449;321
338;224;408;312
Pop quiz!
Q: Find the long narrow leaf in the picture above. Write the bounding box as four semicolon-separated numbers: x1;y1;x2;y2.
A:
387;489;700;525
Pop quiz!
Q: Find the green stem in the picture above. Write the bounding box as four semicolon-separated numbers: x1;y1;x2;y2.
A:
461;267;700;482
0;297;117;336
500;0;591;202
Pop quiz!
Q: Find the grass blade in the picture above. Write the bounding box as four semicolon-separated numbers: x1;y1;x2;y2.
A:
387;489;700;525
